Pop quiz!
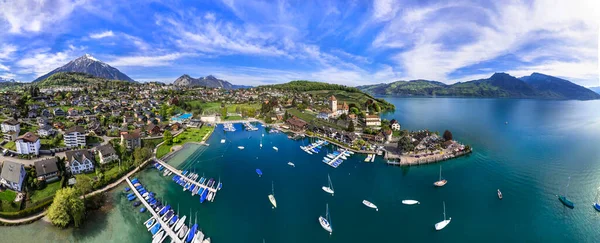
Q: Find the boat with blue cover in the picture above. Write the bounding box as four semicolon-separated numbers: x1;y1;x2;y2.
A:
128;196;136;201
217;182;222;190
159;205;170;216
145;217;156;229
150;222;161;234
186;224;198;243
200;190;208;203
124;187;131;192
140;207;147;213
169;215;178;226
256;169;262;177
133;201;141;207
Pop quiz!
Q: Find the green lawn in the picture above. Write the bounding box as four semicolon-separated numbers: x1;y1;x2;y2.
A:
4;141;16;150
0;190;16;201
58;105;88;112
40;138;65;150
223;115;243;121
19;123;39;135
186;102;260;115
29;181;61;204
287;108;346;130
157;126;214;158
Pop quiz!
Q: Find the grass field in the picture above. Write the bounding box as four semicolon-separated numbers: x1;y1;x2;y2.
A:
223;115;243;121
157;126;214;158
0;190;16;201
306;90;394;111
186;101;260;115
30;181;61;204
287;108;347;130
4;141;15;150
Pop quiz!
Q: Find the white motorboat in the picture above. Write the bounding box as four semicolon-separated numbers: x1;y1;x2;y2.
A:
287;162;295;167
145;217;156;229
319;203;332;235
402;200;420;205
201;238;211;243
220;139;225;144
268;181;277;208
152;231;164;243
273;146;278;151
238;146;245;150
362;200;378;211
322;174;334;196
193;230;205;243
434;201;451;231
497;189;503;200
434;165;448;187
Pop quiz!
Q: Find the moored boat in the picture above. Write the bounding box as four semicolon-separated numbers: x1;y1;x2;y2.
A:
402;200;420;205
318;203;332;235
322;174;334;196
362;200;378;211
434;165;448;187
287;162;295;167
238;146;244;150
268;181;277;208
434;201;451;231
256;169;263;177
273;146;278;151
558;177;574;208
497;189;503;199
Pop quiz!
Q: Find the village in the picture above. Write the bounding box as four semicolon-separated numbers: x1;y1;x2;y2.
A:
0;82;470;223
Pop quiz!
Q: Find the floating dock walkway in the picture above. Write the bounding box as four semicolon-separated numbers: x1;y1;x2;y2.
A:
154;159;218;194
300;139;326;154
323;149;351;168
125;177;183;243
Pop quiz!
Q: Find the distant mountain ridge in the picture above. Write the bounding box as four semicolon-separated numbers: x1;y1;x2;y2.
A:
590;86;600;94
173;74;250;89
0;77;17;82
358;72;600;100
33;54;134;82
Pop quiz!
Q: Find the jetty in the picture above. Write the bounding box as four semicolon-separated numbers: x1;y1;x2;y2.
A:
323;149;352;168
300;139;327;154
243;122;259;131
125;177;183;243
154;159;218;194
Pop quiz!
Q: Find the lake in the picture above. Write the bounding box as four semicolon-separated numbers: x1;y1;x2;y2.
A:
3;97;600;242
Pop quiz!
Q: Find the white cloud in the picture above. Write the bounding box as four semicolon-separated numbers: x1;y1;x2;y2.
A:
373;0;600;84
372;0;398;21
0;0;85;33
15;45;83;78
89;30;114;39
107;53;191;67
0;44;17;60
0;63;9;71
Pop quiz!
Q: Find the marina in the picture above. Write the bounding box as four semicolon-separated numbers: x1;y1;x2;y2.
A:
153;159;220;201
300;139;327;154
322;149;353;168
242;122;259;131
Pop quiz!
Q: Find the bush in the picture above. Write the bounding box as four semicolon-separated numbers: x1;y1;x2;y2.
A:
0;197;53;219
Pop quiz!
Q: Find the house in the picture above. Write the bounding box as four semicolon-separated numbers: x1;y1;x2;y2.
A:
382;129;393;142
67;108;78;116
64;126;86;148
38;124;56;137
171;122;182;131
364;115;382;127
329;95;338;113
147;124;161;135
53;108;65;116
317;108;332;120
34;158;60;182
15;132;41;155
285;117;308;131
65;150;95;175
0;161;26;191
96;144;119;164
390;119;401;131
121;131;141;151
1;119;20;141
53;121;65;130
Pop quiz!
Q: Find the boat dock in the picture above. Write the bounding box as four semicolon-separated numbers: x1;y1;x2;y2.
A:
125;177;183;243
301;139;326;154
323;149;351;168
243;122;258;131
154;159;218;194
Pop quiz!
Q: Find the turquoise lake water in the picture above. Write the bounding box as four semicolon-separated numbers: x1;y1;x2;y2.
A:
2;97;600;242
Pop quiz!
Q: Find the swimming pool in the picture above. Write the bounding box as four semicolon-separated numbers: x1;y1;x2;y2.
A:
171;113;192;121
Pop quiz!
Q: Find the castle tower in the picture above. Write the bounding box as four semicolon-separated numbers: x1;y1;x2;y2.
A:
329;95;337;113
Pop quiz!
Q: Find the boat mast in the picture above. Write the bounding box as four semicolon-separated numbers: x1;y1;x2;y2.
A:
442;201;446;221
566;176;571;197
272;181;275;196
328;174;333;190
439;166;442;181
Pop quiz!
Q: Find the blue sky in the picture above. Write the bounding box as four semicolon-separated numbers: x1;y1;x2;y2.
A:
0;0;598;87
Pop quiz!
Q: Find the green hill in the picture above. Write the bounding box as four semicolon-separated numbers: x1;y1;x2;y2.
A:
261;80;395;111
358;73;600;100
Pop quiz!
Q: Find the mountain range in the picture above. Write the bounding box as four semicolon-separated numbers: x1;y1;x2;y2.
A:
33;54;134;82
0;77;17;82
358;72;600;100
590;86;600;94
173;74;251;89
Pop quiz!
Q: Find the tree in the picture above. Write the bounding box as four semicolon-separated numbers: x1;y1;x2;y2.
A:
74;175;93;200
397;136;414;154
47;187;85;228
339;113;348;120
133;147;151;167
163;130;173;145
220;107;228;119
443;130;453;141
347;120;355;132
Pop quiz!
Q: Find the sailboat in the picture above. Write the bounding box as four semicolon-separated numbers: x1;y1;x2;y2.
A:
497;189;503;200
362;200;378;211
268;181;277;208
402;200;420;205
318;203;332;235
434;201;451;231
273;146;278;151
558;177;574;208
594;187;600;212
287;162;295;167
434;165;447;187
321;174;334;196
260;136;263;148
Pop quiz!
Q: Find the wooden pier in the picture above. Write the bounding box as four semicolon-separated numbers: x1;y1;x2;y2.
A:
323;149;349;168
154;158;218;193
125;177;184;243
